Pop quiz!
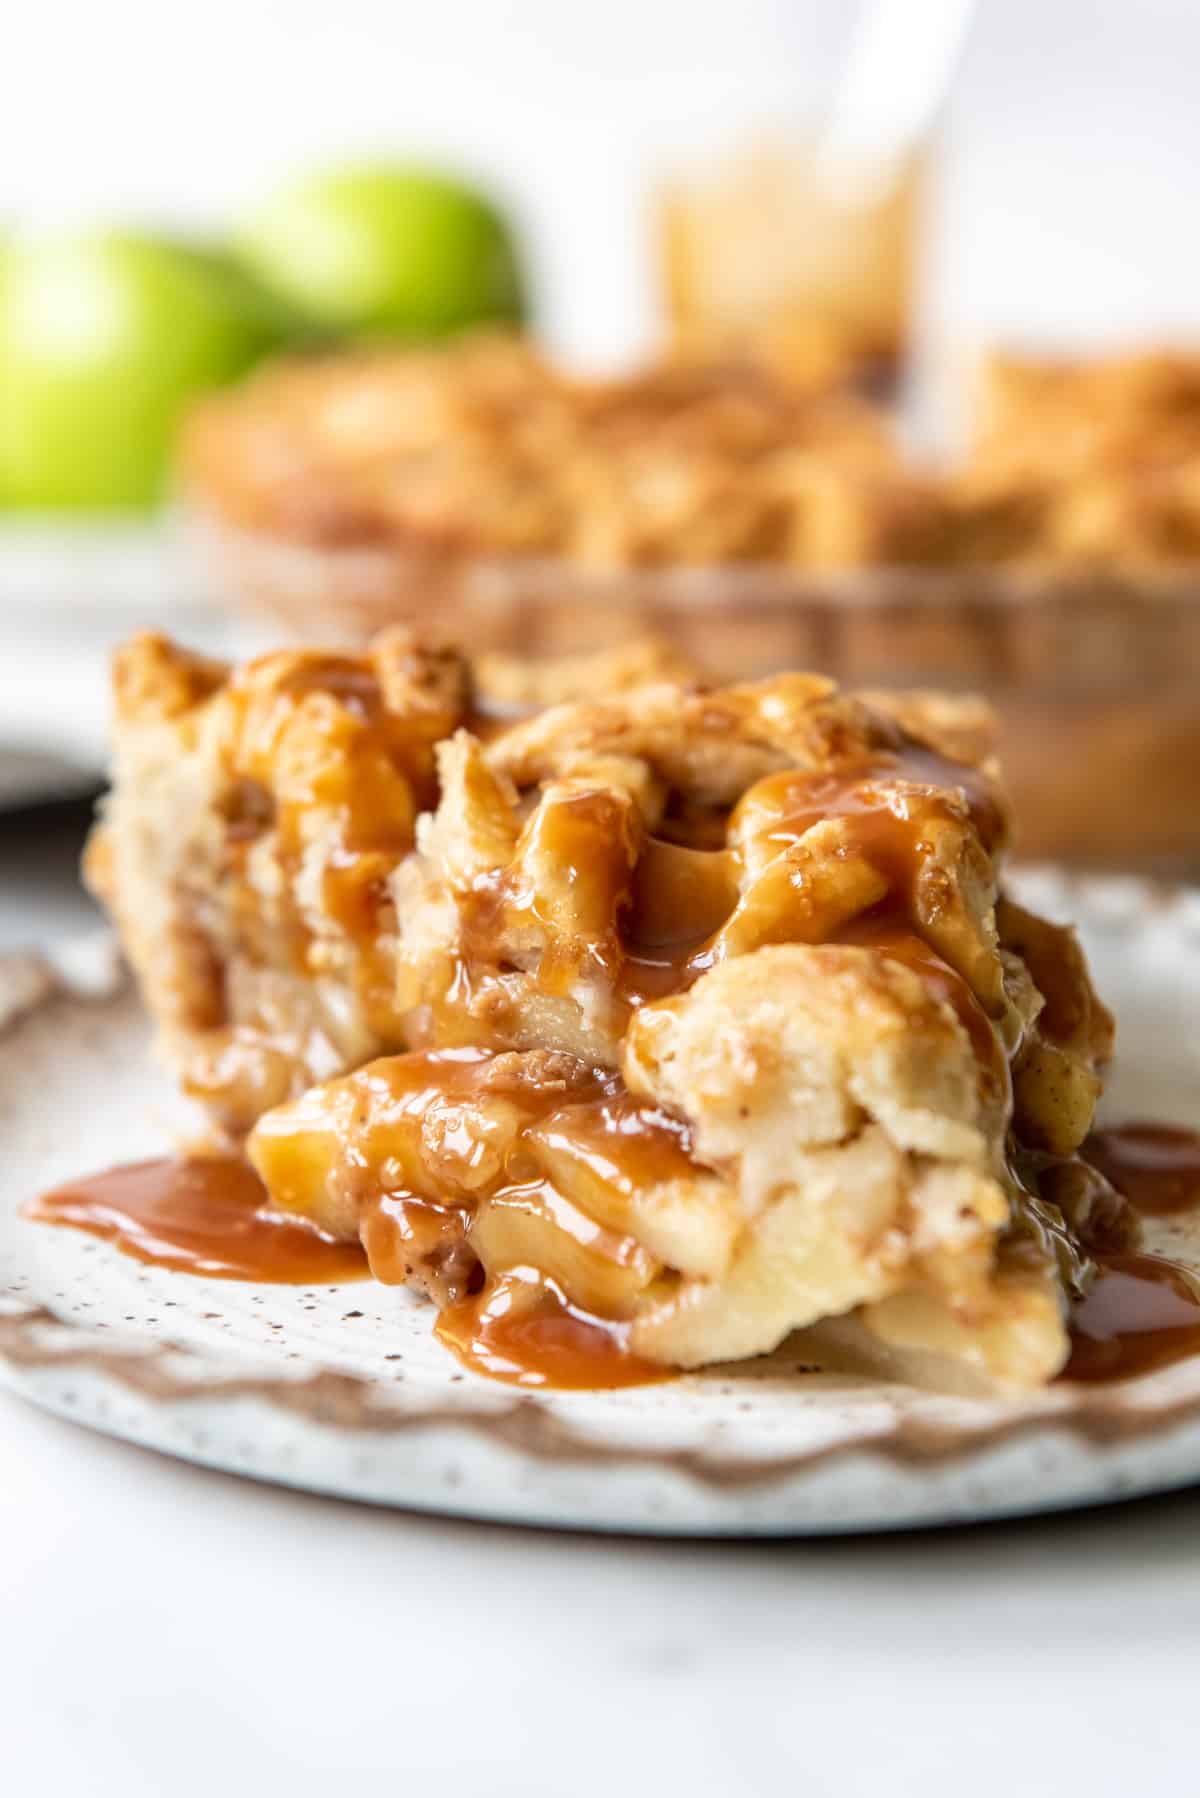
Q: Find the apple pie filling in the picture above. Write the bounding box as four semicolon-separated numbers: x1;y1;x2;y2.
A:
41;630;1200;1392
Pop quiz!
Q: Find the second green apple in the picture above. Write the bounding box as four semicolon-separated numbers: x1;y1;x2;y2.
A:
237;162;525;338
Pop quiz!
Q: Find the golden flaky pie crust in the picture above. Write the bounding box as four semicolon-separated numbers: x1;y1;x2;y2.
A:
84;631;1123;1396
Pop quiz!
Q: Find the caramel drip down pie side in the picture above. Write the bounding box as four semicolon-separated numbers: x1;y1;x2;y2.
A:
90;633;1120;1394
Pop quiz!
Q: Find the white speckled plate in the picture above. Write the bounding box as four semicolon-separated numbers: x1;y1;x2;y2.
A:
3;873;1200;1536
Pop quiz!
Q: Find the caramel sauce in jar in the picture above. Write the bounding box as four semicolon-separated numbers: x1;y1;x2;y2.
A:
26;1156;367;1283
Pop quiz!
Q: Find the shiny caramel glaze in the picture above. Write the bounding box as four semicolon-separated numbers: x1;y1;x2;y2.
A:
28;1123;1200;1389
618;837;737;1003
540;1088;696;1190
26;1156;367;1283
215;650;454;1040
840;913;1009;1105
730;740;1003;863
251;1046;694;1219
439;715;1009;1055
500;788;639;995
404;665;1194;1393
1007;1139;1136;1304
359;1194;478;1303
1064;1253;1200;1382
1054;1124;1200;1382
1007;1127;1200;1332
436;1272;673;1389
1085;1124;1200;1216
36;718;1058;1387
247;1046;698;1385
613;731;1003;1018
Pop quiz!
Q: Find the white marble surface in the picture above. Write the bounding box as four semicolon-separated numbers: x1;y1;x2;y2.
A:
5;1386;1200;1798
2;852;1200;1793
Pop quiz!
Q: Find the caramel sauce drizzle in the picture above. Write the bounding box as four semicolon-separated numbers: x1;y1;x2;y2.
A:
616;749;993;1016
618;838;737;1003
542;1089;696;1191
26;1156;367;1284
220;654;449;1036
257;1048;694;1387
26;1127;1200;1388
1064;1252;1200;1383
26;1057;692;1390
436;1273;672;1390
1055;1124;1200;1384
839;912;1009;1103
1084;1124;1200;1217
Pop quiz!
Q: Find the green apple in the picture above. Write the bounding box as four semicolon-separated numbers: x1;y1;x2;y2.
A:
237;162;526;339
0;230;297;511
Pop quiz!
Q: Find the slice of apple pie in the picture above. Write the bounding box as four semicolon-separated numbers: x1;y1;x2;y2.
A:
89;632;1121;1392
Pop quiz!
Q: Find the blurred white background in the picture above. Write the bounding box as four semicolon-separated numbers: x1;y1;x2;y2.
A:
8;0;1200;365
